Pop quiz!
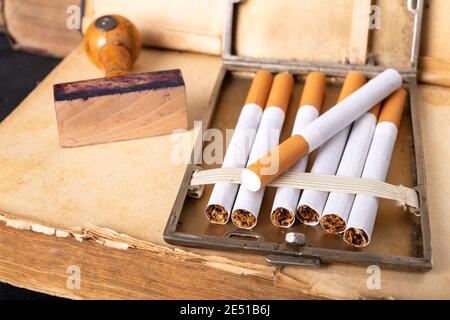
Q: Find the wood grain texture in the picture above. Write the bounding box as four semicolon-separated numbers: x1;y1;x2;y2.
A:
0;222;312;300
54;69;188;147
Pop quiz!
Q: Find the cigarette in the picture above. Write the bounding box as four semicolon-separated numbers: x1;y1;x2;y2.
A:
240;68;403;192
231;72;294;229
205;70;273;224
319;103;381;234
344;88;407;247
297;72;367;225
270;72;326;228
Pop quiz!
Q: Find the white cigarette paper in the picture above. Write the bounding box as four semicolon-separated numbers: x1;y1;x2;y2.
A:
231;107;285;228
231;72;293;229
297;126;352;225
298;69;401;151
343;122;398;244
206;71;273;224
344;89;407;247
320;107;380;234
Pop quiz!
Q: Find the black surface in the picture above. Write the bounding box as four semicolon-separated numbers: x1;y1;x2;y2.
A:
0;34;60;122
0;34;62;299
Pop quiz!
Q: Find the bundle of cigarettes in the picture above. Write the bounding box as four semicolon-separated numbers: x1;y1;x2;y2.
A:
343;88;407;247
319;100;381;234
204;68;406;243
231;72;294;229
205;70;273;224
297;72;367;226
241;69;402;191
270;72;326;228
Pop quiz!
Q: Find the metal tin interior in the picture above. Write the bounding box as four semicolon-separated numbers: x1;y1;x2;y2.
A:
164;68;432;270
222;0;424;77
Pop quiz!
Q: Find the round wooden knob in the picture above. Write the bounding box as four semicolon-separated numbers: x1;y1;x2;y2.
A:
84;15;141;77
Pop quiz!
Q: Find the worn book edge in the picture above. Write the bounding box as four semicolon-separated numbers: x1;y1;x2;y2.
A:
0;210;276;280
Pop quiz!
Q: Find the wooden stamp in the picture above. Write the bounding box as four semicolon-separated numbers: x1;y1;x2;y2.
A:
53;15;188;147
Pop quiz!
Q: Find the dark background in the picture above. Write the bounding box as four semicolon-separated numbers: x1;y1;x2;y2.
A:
0;33;61;299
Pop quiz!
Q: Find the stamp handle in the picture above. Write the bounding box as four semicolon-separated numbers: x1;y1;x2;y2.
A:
84;15;141;77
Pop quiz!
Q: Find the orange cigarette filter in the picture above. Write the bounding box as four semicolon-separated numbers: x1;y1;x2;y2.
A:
266;72;294;112
378;88;407;128
242;72;366;191
369;103;382;118
245;70;274;107
337;72;366;102
299;72;327;111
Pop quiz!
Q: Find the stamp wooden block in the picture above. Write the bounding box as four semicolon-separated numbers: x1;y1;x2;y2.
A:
53;69;188;147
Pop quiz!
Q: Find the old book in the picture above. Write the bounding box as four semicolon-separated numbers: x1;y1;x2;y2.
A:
2;0;82;57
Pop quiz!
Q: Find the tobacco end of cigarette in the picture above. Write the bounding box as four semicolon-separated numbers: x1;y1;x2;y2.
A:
297;205;320;225
320;214;346;234
245;70;274;107
338;72;367;102
266;72;294;113
299;72;326;111
344;228;369;247
205;204;229;224
231;209;257;229
242;135;310;191
271;207;296;228
378;88;407;128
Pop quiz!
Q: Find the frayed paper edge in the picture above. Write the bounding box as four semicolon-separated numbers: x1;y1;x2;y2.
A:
0;212;89;243
0;212;274;280
0;211;398;300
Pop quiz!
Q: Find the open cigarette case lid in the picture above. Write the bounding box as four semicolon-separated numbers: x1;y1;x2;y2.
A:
164;0;432;270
